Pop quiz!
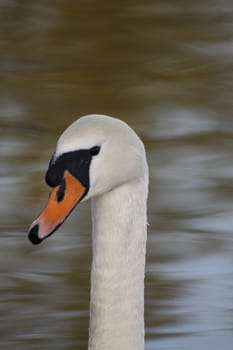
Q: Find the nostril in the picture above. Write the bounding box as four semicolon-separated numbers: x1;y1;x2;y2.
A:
28;224;42;245
56;178;66;202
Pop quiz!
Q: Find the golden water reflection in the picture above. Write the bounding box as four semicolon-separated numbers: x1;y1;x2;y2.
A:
1;1;233;349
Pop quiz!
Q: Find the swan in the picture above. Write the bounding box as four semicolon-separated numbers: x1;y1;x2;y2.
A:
28;114;149;350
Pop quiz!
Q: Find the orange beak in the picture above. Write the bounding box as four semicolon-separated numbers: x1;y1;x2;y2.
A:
28;170;87;244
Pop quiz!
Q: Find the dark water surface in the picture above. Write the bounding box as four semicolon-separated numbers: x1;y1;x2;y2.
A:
1;1;233;349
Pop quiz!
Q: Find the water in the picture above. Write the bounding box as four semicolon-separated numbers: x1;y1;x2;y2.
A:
1;1;233;349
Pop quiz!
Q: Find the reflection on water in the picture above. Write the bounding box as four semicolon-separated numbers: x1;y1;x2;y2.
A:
1;1;233;349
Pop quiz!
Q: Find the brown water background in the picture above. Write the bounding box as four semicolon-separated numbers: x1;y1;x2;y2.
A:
1;1;233;349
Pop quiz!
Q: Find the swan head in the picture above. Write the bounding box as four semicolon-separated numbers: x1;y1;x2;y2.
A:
28;114;147;244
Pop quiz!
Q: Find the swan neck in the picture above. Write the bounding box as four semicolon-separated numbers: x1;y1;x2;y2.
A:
88;177;148;350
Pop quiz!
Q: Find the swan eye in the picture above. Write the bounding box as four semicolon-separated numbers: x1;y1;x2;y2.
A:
90;146;101;156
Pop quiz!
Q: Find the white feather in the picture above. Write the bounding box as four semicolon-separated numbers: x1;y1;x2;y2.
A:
56;114;148;350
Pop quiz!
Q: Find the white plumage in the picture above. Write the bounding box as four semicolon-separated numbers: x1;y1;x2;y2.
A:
31;114;149;350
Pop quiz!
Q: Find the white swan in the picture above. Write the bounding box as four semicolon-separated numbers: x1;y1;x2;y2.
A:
28;114;149;350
